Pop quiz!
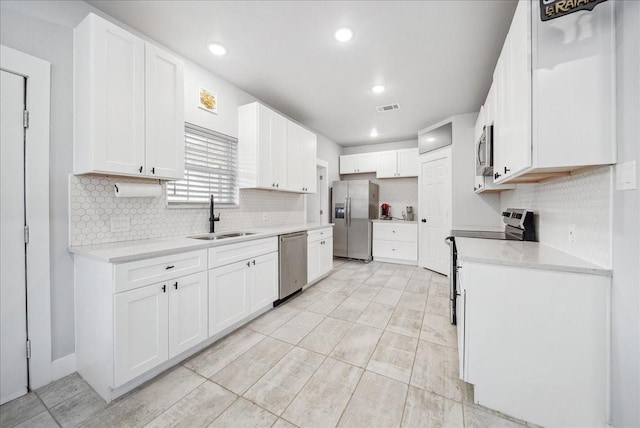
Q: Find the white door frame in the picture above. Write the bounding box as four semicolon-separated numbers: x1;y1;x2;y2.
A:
1;45;52;389
304;158;329;224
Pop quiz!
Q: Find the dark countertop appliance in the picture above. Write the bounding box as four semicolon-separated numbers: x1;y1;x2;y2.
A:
445;208;536;324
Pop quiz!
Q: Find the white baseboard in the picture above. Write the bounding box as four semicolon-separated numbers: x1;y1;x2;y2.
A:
51;353;77;381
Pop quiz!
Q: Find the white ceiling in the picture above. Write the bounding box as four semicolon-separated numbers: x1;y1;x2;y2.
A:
92;1;516;146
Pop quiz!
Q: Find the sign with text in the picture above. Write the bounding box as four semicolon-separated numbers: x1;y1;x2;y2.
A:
540;0;609;21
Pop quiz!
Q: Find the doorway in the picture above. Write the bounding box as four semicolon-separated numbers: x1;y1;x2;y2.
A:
1;44;52;400
418;148;452;275
0;69;29;404
306;159;329;225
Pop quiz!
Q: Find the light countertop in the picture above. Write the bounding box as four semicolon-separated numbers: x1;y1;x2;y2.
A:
455;237;612;277
69;223;334;264
372;219;418;224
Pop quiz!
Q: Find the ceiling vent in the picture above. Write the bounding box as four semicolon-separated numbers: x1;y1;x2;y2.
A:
376;103;401;112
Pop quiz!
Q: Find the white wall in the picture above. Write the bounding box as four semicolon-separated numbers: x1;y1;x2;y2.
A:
611;1;640;426
0;1;342;363
341;139;417;155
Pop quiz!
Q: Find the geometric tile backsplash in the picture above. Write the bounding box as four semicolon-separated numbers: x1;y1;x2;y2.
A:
500;165;612;268
69;175;305;247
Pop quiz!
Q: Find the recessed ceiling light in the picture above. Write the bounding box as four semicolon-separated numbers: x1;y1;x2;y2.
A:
370;129;378;137
371;85;385;94
335;28;353;42
427;137;436;142
208;43;227;56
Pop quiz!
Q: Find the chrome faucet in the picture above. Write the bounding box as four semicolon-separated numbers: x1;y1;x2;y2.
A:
209;195;220;233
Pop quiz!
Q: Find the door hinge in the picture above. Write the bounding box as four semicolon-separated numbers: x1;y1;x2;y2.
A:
26;340;31;359
320;209;324;215
23;110;29;129
24;225;29;244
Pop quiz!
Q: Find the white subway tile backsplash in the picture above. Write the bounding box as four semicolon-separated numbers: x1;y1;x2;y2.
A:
69;175;304;247
500;166;612;268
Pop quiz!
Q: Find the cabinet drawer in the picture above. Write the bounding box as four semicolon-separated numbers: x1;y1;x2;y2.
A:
373;239;417;261
373;223;417;243
114;250;207;293
208;237;278;269
307;227;333;243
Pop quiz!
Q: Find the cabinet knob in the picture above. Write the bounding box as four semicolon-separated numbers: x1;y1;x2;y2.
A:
494;172;501;179
504;166;511;174
272;183;276;187
252;259;256;265
276;183;279;188
139;166;143;173
392;230;396;233
165;265;175;270
162;284;166;293
246;261;251;267
421;219;427;223
474;187;477;191
173;282;178;289
151;167;155;174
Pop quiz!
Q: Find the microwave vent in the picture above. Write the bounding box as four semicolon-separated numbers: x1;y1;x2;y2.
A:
376;103;401;113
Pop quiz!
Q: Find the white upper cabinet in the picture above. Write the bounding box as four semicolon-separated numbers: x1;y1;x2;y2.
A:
74;13;185;180
144;44;185;180
491;0;615;184
239;102;317;193
376;148;419;178
287;121;317;193
339;152;378;174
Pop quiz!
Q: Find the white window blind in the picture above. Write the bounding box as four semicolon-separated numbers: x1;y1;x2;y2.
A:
167;123;238;206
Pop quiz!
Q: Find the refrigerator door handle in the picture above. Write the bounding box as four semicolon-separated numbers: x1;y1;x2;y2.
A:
344;197;349;227
347;197;352;227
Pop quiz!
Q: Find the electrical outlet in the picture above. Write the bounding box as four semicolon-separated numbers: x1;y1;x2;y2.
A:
110;216;130;232
262;213;268;222
568;224;576;243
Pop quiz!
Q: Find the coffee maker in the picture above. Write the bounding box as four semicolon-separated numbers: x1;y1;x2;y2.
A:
380;203;391;220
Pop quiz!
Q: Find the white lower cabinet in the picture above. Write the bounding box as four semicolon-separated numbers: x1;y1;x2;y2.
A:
114;270;207;387
168;272;208;358
458;260;610;427
307;227;333;284
114;282;169;387
372;222;417;265
208;251;278;336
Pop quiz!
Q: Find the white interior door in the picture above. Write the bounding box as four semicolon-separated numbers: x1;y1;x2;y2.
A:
1;70;29;405
418;149;452;275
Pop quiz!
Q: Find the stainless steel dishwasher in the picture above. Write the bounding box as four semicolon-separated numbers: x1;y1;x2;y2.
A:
276;231;308;305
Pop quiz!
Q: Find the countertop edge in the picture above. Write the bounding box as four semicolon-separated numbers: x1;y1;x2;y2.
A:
456;246;612;277
69;223;334;264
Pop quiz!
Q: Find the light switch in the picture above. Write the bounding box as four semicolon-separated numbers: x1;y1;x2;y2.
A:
615;160;637;191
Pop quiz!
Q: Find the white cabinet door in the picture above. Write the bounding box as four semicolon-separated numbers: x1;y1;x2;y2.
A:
168;271;207;358
144;43;185;180
397;148;419;177
357;153;378;173
307;239;321;283
376;151;398;178
248;252;278;312
418;150;451;275
286;121;303;192
269;107;288;190
301;127;317;193
503;0;532;180
492;45;508;183
339;155;357;174
319;239;333;277
208;261;249;337
79;14;146;176
114;282;168;386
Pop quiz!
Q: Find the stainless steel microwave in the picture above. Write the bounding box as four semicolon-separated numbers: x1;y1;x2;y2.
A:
476;124;493;176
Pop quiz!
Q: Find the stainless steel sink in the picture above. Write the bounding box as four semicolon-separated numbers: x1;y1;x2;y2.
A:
188;232;256;240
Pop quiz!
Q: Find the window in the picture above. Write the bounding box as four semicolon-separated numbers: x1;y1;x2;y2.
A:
167;123;238;206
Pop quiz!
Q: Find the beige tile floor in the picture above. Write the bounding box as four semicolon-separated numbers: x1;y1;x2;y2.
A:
0;259;536;428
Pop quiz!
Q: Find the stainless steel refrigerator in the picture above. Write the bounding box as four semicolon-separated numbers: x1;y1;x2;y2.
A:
331;180;379;261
